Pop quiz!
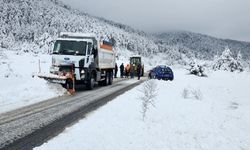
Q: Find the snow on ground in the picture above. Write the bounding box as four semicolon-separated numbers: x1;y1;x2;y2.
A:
0;50;66;114
36;69;250;150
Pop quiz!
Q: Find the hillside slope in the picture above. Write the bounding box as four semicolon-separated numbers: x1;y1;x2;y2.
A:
0;0;249;64
155;31;250;60
0;0;157;56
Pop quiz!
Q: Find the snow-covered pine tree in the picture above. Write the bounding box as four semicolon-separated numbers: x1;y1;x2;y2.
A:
213;47;244;72
236;51;244;72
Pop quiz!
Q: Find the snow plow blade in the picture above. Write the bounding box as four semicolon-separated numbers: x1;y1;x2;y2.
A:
37;73;67;84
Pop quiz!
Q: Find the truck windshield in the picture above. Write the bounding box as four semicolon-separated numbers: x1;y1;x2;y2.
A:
53;40;87;55
130;57;141;65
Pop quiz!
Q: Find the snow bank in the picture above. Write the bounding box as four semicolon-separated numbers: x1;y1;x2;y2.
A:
0;51;66;114
36;69;250;150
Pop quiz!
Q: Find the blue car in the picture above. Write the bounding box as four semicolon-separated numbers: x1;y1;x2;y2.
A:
149;65;174;81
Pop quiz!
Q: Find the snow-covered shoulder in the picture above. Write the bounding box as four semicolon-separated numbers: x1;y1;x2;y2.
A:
36;68;250;150
0;51;66;114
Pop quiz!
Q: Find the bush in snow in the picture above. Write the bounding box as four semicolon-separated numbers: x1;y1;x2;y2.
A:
188;61;207;77
4;64;19;78
182;87;203;100
138;80;158;121
213;48;244;72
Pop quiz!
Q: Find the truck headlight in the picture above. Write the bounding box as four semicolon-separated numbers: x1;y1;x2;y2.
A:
81;70;85;74
81;74;85;79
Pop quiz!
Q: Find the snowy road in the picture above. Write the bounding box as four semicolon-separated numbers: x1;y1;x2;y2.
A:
0;77;145;149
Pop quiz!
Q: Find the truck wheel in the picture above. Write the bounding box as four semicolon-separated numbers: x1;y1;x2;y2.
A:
103;72;109;86
86;76;95;90
108;71;113;85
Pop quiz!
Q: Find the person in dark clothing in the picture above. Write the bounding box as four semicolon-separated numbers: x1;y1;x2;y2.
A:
119;63;124;78
148;70;152;79
114;63;118;78
137;64;142;80
130;64;135;78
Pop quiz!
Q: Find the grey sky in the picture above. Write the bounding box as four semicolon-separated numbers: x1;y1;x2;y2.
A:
60;0;250;42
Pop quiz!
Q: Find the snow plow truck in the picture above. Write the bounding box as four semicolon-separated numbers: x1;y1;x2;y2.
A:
38;32;115;93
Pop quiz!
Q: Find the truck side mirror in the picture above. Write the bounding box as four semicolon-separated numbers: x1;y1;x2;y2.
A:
92;47;97;57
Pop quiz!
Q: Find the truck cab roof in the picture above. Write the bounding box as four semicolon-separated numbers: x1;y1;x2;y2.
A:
59;32;96;39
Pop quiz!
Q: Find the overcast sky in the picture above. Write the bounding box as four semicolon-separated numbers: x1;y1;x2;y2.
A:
61;0;250;42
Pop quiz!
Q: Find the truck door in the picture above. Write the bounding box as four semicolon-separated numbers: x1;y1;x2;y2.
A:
85;42;94;67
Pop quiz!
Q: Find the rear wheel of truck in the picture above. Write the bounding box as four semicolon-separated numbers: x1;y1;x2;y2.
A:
102;72;109;86
108;71;113;85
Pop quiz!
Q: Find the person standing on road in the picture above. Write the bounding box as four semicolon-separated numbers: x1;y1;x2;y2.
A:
130;64;135;78
148;69;152;79
114;63;118;78
120;63;124;78
137;64;142;80
125;64;130;78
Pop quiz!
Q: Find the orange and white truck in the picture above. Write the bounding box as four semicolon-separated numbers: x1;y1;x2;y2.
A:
39;32;115;92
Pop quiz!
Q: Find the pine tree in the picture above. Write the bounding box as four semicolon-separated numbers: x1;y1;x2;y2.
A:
213;48;244;72
236;51;244;72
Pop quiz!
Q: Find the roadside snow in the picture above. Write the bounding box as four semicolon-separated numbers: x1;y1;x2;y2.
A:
36;69;250;150
0;51;66;114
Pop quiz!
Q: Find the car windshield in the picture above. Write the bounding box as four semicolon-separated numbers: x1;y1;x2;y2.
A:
52;40;87;55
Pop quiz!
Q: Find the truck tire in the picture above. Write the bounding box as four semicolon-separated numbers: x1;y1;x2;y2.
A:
108;71;113;85
86;75;95;90
102;72;109;86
